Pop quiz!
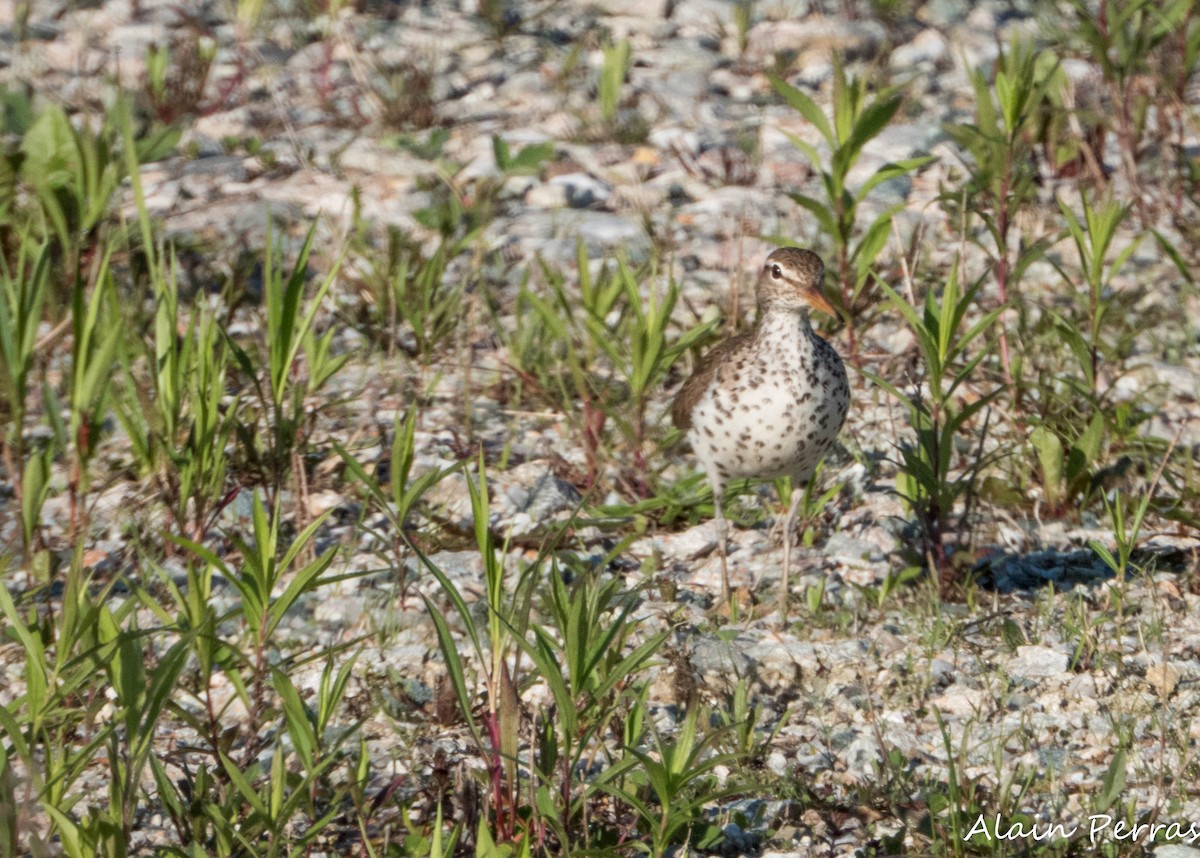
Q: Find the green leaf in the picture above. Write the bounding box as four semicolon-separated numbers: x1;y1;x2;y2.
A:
268;543;335;639
786;192;837;239
220;752;270;819
1029;425;1064;508
769;74;833;143
20;105;77;189
1089;538;1120;575
1155;229;1197;284
426;598;485;754
273;668;316;771
136;123;181;163
838;95;901;174
508;141;555;174
1073;413;1105;468
1096;748;1126;812
491;134;510;171
855;155;937;202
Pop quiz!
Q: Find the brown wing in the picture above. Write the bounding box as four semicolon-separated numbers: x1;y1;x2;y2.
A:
670;331;754;431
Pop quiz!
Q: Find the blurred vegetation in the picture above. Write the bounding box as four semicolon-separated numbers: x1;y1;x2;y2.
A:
0;1;1198;856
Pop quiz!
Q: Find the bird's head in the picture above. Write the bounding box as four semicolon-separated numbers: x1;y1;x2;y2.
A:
757;247;837;318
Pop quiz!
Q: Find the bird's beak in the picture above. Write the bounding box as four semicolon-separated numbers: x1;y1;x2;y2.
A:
803;285;839;319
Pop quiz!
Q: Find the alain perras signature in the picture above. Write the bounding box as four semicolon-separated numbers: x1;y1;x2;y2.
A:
964;813;1200;846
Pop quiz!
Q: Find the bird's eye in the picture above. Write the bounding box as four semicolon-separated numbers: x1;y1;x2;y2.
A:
771;265;782;280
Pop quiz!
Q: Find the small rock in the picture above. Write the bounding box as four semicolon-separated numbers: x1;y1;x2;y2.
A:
421;471;475;534
525;181;570;208
929;658;955;684
1065;673;1109;699
1010;645;1069;679
746;18;884;68
548;172;611;208
597;0;672;18
1155;847;1200;858
930;687;989;716
648;126;700;155
890;29;949;68
692;631;755;679
491;460;583;538
644;520;721;561
1146;663;1181;698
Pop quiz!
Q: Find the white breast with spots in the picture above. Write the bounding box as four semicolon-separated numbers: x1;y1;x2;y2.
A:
688;313;848;486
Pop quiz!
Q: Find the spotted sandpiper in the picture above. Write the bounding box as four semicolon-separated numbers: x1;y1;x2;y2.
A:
671;247;849;613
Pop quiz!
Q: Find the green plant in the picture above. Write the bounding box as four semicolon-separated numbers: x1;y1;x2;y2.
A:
520;564;669;847
509;245;713;497
598;40;631;128
227;222;348;504
50;608;190;858
17;104;122;258
174;492;339;760
233;0;269;32
866;260;1003;595
0;230;50;561
62;245;122;542
373;60;438;132
922;711;983;857
942;38;1060;392
0;86;34;222
732;1;755;59
142;34;217;123
596;707;740;856
855;565;924;609
116;251;238;543
716;676;785;764
1061;0;1199;220
773;461;844;550
1024;193;1151;519
1028;413;1107;517
415;453;536;845
359;228;473;363
491;134;555;177
387;127;450;161
335;408;457;604
1052;192;1141;398
0;557;124;856
402;133;550;254
118;491;368;855
771;61;935;363
1089;432;1179;580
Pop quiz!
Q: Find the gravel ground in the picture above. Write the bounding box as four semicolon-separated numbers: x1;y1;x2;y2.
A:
3;0;1200;855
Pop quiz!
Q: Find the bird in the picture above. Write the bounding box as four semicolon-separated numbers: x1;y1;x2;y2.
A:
671;247;849;615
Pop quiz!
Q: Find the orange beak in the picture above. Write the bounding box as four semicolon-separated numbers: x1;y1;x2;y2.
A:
803;285;839;319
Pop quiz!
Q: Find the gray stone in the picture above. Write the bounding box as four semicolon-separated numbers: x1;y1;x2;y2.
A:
491;460;583;538
692;630;756;678
1009;645;1069;679
746;18;885;66
548;172;612;208
525;181;570;209
929;687;988;716
890;28;949;68
1155;848;1200;858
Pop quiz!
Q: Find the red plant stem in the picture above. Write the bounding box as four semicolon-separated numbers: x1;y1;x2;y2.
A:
838;231;860;368
483;710;510;841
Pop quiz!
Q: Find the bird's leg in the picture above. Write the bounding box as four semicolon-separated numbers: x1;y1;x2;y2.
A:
712;483;730;605
780;487;804;625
